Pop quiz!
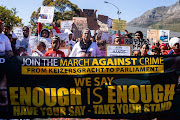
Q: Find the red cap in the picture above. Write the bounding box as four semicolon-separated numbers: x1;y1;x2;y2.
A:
115;33;121;38
0;21;3;24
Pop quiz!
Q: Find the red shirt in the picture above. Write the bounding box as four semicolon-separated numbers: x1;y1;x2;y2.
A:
44;50;65;57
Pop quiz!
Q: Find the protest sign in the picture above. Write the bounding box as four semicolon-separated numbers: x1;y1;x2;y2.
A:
13;27;23;40
101;32;116;44
72;17;88;38
73;17;88;31
124;38;150;51
0;55;179;119
80;9;98;30
98;15;108;24
55;33;69;45
106;44;132;56
28;36;38;51
97;20;108;32
147;29;159;47
38;6;55;23
159;30;170;43
61;20;73;30
107;18;113;28
112;19;126;31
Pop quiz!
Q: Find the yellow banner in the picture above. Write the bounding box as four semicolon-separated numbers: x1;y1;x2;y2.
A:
22;65;164;75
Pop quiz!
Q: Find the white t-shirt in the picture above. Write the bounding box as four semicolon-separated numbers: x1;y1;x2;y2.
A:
0;33;12;54
69;42;101;57
16;37;29;50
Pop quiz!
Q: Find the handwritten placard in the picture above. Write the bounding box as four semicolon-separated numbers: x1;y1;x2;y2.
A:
112;19;126;30
13;27;23;40
61;20;73;30
80;9;98;30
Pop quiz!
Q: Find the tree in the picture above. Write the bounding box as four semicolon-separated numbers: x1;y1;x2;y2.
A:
30;0;80;30
0;6;23;29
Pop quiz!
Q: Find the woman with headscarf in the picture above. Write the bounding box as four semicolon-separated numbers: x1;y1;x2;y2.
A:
168;37;180;55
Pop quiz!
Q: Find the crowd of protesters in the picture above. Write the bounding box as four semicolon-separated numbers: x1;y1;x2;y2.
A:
0;20;180;58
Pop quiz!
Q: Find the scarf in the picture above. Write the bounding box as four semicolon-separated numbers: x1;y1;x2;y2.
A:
80;40;92;53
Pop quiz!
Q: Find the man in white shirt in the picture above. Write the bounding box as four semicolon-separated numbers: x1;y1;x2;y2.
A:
0;21;13;56
69;28;100;57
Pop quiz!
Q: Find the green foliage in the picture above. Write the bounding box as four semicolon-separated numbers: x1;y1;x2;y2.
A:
30;0;80;30
43;26;53;30
0;6;23;29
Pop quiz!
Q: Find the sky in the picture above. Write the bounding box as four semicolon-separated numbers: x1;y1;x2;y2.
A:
0;0;178;26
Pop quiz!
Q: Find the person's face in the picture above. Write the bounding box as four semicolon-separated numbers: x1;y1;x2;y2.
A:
135;33;141;39
0;24;3;33
23;28;29;38
96;36;101;44
51;39;59;51
60;42;65;47
133;51;141;56
108;37;112;44
161;46;166;53
69;34;72;41
114;38;121;45
82;30;90;42
3;27;10;35
140;45;149;56
172;43;179;50
42;30;49;38
37;45;45;52
154;41;159;47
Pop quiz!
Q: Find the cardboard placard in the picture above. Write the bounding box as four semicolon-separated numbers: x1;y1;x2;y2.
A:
72;17;88;38
147;29;159;47
106;44;132;56
61;20;73;30
97;20;108;32
72;17;88;31
80;9;98;30
112;19;126;30
98;15;108;24
38;6;55;23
